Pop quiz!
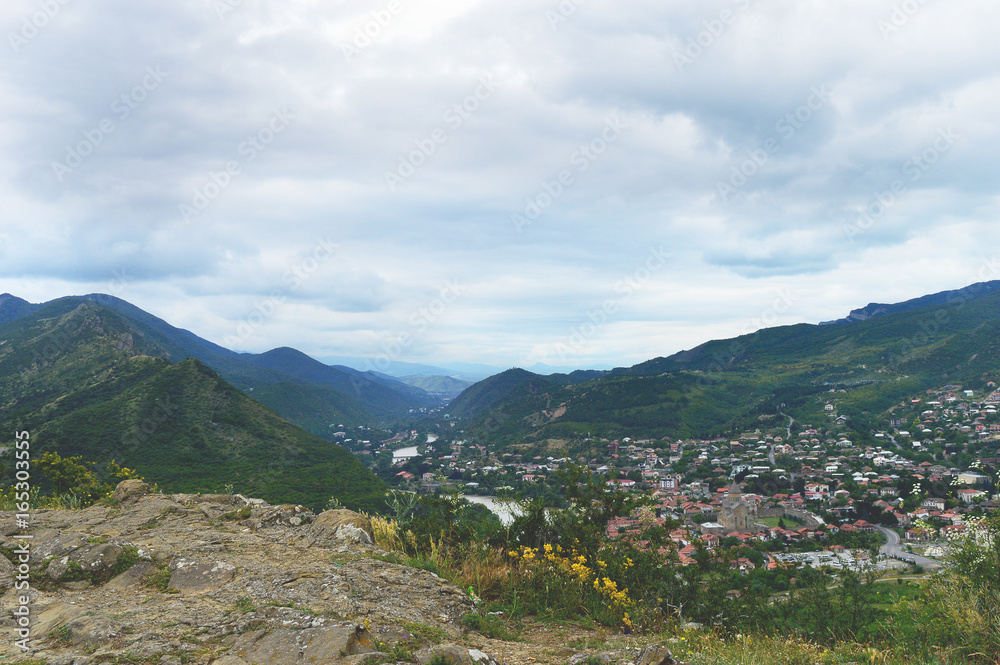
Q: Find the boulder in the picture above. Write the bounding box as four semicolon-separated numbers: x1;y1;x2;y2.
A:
107;561;156;589
227;624;376;665
45;541;133;585
308;510;375;547
168;559;236;595
634;645;679;665
112;479;151;504
568;653;614;665
416;645;498;665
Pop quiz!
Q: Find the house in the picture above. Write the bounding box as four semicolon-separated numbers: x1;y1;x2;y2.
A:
957;489;985;504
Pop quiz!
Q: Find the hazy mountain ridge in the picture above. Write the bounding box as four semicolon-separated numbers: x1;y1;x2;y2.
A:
0;294;437;432
818;280;1000;325
0;300;386;510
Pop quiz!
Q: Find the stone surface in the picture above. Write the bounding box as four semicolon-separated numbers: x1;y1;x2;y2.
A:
228;624;376;665
0;494;496;664
107;560;156;589
309;509;375;546
568;653;614;665
0;553;15;588
64;615;125;646
169;558;237;595
633;645;678;665
113;479;151;503
417;644;499;665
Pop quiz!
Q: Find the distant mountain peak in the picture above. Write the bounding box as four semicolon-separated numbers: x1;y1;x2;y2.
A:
820;280;1000;325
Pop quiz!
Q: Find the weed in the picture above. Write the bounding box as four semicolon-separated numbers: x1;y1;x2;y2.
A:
400;620;447;644
235;597;257;614
222;505;252;521
147;564;179;593
50;623;73;645
460;611;519;641
58;560;94;584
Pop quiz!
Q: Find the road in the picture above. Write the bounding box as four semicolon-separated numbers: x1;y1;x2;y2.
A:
772;411;794;466
876;525;941;570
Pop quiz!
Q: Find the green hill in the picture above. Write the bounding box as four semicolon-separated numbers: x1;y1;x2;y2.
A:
0;300;386;511
451;280;1000;447
0;293;441;432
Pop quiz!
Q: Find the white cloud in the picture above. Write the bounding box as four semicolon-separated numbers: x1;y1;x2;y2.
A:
2;0;1000;368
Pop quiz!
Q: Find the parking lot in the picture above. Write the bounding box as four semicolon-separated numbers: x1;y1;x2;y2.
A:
770;550;885;571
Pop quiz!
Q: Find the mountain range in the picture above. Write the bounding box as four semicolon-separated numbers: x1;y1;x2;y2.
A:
3;279;999;504
446;280;1000;452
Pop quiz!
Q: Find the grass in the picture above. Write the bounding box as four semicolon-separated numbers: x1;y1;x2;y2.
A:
234;597;257;614
460;611;519;641
400;620;447;644
147;564;179;593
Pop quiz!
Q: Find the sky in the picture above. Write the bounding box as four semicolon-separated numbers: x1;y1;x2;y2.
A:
2;0;1000;372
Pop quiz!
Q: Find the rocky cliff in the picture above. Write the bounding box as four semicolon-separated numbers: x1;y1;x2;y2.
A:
0;482;685;665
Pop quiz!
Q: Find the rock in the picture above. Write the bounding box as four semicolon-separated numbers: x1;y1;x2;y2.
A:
340;654;391;665
227;624;377;665
113;479;151;504
29;530;88;564
634;645;678;665
64;615;124;646
211;657;250;665
309;510;375;547
416;645;498;665
249;504;316;529
568;653;614;665
168;559;236;595
107;561;156;589
45;541;132;585
46;656;94;665
0;554;15;588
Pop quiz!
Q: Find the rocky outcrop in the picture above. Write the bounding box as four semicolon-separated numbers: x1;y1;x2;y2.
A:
0;482;682;665
0;483;477;664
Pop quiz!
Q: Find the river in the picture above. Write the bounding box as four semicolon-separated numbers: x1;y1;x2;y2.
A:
392;445;420;461
463;495;523;525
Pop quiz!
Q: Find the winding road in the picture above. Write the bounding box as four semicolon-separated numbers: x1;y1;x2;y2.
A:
876;525;941;570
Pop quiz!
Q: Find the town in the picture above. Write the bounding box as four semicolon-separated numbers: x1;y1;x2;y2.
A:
341;381;1000;573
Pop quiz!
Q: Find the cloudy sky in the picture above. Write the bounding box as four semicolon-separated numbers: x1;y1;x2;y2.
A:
2;0;999;372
